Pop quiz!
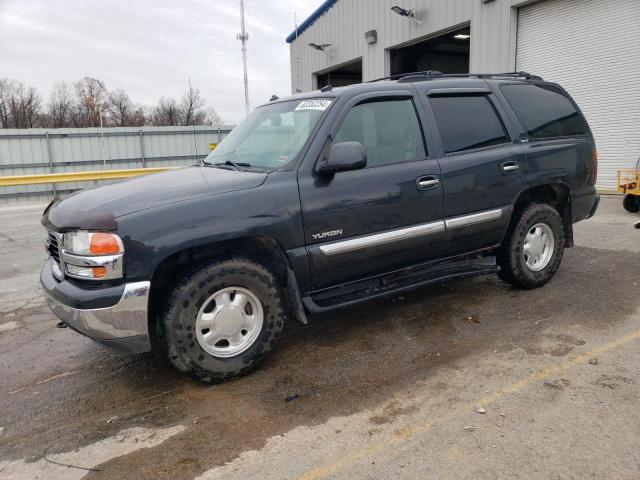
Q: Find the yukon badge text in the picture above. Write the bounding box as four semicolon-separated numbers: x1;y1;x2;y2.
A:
312;229;343;240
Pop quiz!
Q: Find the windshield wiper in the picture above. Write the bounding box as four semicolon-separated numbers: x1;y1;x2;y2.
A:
212;160;252;171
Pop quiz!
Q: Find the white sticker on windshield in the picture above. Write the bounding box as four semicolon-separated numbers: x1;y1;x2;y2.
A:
295;99;333;111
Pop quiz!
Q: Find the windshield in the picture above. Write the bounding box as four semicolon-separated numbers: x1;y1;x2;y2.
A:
204;98;333;169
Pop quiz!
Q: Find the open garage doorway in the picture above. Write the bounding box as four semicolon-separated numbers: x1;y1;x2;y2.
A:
390;26;470;75
315;58;362;89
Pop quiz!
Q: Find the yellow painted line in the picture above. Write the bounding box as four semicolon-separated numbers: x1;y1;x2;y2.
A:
298;328;640;480
0;167;174;187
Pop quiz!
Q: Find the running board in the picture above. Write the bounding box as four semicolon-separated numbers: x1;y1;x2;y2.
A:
303;255;499;313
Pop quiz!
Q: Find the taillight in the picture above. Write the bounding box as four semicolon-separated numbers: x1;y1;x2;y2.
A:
591;147;598;185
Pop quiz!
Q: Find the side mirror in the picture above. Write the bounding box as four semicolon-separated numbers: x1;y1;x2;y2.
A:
317;141;367;175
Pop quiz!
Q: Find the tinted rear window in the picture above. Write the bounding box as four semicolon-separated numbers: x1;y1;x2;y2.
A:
430;95;509;154
501;84;589;139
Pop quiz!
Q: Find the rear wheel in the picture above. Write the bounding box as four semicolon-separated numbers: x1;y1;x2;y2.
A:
497;203;565;289
623;194;640;213
161;258;285;383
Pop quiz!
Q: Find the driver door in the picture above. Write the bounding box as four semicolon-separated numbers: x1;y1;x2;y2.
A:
298;93;445;289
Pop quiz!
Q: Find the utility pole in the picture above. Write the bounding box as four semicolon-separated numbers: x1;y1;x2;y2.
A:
237;0;250;116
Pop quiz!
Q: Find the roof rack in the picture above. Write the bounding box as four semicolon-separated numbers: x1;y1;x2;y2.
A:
368;70;543;83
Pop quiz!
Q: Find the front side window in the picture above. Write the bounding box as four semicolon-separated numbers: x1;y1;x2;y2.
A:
501;84;589;139
430;95;509;154
333;98;426;168
204;98;332;169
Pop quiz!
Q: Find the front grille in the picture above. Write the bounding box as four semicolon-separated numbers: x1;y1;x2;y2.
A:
48;232;61;264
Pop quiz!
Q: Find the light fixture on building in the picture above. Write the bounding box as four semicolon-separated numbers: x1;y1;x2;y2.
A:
309;42;335;57
454;34;471;40
390;5;422;24
365;30;377;45
309;42;332;51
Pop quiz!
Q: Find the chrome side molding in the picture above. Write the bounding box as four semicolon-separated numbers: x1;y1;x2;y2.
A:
318;207;506;256
445;208;503;229
319;221;446;256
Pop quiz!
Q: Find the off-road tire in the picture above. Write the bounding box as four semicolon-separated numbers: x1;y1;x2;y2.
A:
497;203;565;289
623;194;640;213
160;258;285;383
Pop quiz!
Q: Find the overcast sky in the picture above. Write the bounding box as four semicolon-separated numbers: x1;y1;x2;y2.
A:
0;0;318;124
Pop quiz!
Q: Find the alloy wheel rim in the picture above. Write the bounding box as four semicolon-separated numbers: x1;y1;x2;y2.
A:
195;287;264;358
523;222;555;272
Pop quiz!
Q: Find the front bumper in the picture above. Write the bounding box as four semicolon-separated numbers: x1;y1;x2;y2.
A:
41;259;151;353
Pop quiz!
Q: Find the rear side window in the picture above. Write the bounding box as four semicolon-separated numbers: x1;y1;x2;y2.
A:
501;84;589;139
430;95;509;154
333;98;426;168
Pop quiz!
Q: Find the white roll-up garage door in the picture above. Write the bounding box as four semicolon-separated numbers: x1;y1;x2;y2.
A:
516;0;640;191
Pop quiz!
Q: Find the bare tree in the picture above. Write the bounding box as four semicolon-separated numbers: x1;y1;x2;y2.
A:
48;81;75;128
180;84;206;126
106;89;146;126
74;77;107;127
129;106;146;127
204;107;223;126
0;79;12;128
1;76;222;129
0;78;44;128
151;97;181;126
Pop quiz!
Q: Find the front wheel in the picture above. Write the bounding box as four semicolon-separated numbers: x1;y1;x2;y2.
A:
623;194;640;213
497;203;565;289
161;258;285;383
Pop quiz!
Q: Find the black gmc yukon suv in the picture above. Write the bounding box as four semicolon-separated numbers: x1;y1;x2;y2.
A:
41;72;599;382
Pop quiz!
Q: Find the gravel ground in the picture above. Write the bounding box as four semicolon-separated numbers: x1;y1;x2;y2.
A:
0;195;639;480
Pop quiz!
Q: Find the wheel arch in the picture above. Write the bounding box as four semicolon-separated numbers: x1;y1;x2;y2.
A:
510;183;573;247
148;236;306;344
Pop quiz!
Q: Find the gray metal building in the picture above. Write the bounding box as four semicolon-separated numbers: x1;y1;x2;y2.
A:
287;0;640;190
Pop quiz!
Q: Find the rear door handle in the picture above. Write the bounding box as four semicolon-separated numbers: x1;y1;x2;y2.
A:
501;162;520;174
417;176;439;190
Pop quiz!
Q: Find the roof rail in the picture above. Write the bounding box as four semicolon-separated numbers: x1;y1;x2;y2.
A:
368;70;443;83
368;70;543;83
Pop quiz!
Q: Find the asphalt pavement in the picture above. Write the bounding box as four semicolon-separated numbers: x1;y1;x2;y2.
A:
0;196;639;480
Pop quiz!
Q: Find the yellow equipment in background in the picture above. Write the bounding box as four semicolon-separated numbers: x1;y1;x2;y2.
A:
618;167;640;213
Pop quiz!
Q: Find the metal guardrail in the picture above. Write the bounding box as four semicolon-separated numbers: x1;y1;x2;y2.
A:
0;167;174;187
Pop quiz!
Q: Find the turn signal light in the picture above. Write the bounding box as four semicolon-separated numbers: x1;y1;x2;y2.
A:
92;266;108;278
90;233;122;255
65;264;108;279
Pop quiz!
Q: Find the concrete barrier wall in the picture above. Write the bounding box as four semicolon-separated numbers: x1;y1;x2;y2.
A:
0;125;233;203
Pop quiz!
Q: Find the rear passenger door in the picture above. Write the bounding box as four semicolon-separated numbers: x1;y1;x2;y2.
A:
425;90;528;254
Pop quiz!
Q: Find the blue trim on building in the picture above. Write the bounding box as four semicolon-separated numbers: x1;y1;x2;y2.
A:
285;0;339;44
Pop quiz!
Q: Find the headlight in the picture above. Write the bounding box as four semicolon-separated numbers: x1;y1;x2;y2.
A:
60;231;124;280
63;231;123;256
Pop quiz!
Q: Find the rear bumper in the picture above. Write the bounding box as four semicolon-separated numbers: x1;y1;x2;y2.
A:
41;259;151;353
571;185;599;222
587;194;600;219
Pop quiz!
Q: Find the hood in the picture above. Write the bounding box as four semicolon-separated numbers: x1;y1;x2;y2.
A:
44;166;267;231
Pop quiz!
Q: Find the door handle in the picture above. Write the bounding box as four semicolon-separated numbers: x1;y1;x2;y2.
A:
501;162;520;174
417;176;439;190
